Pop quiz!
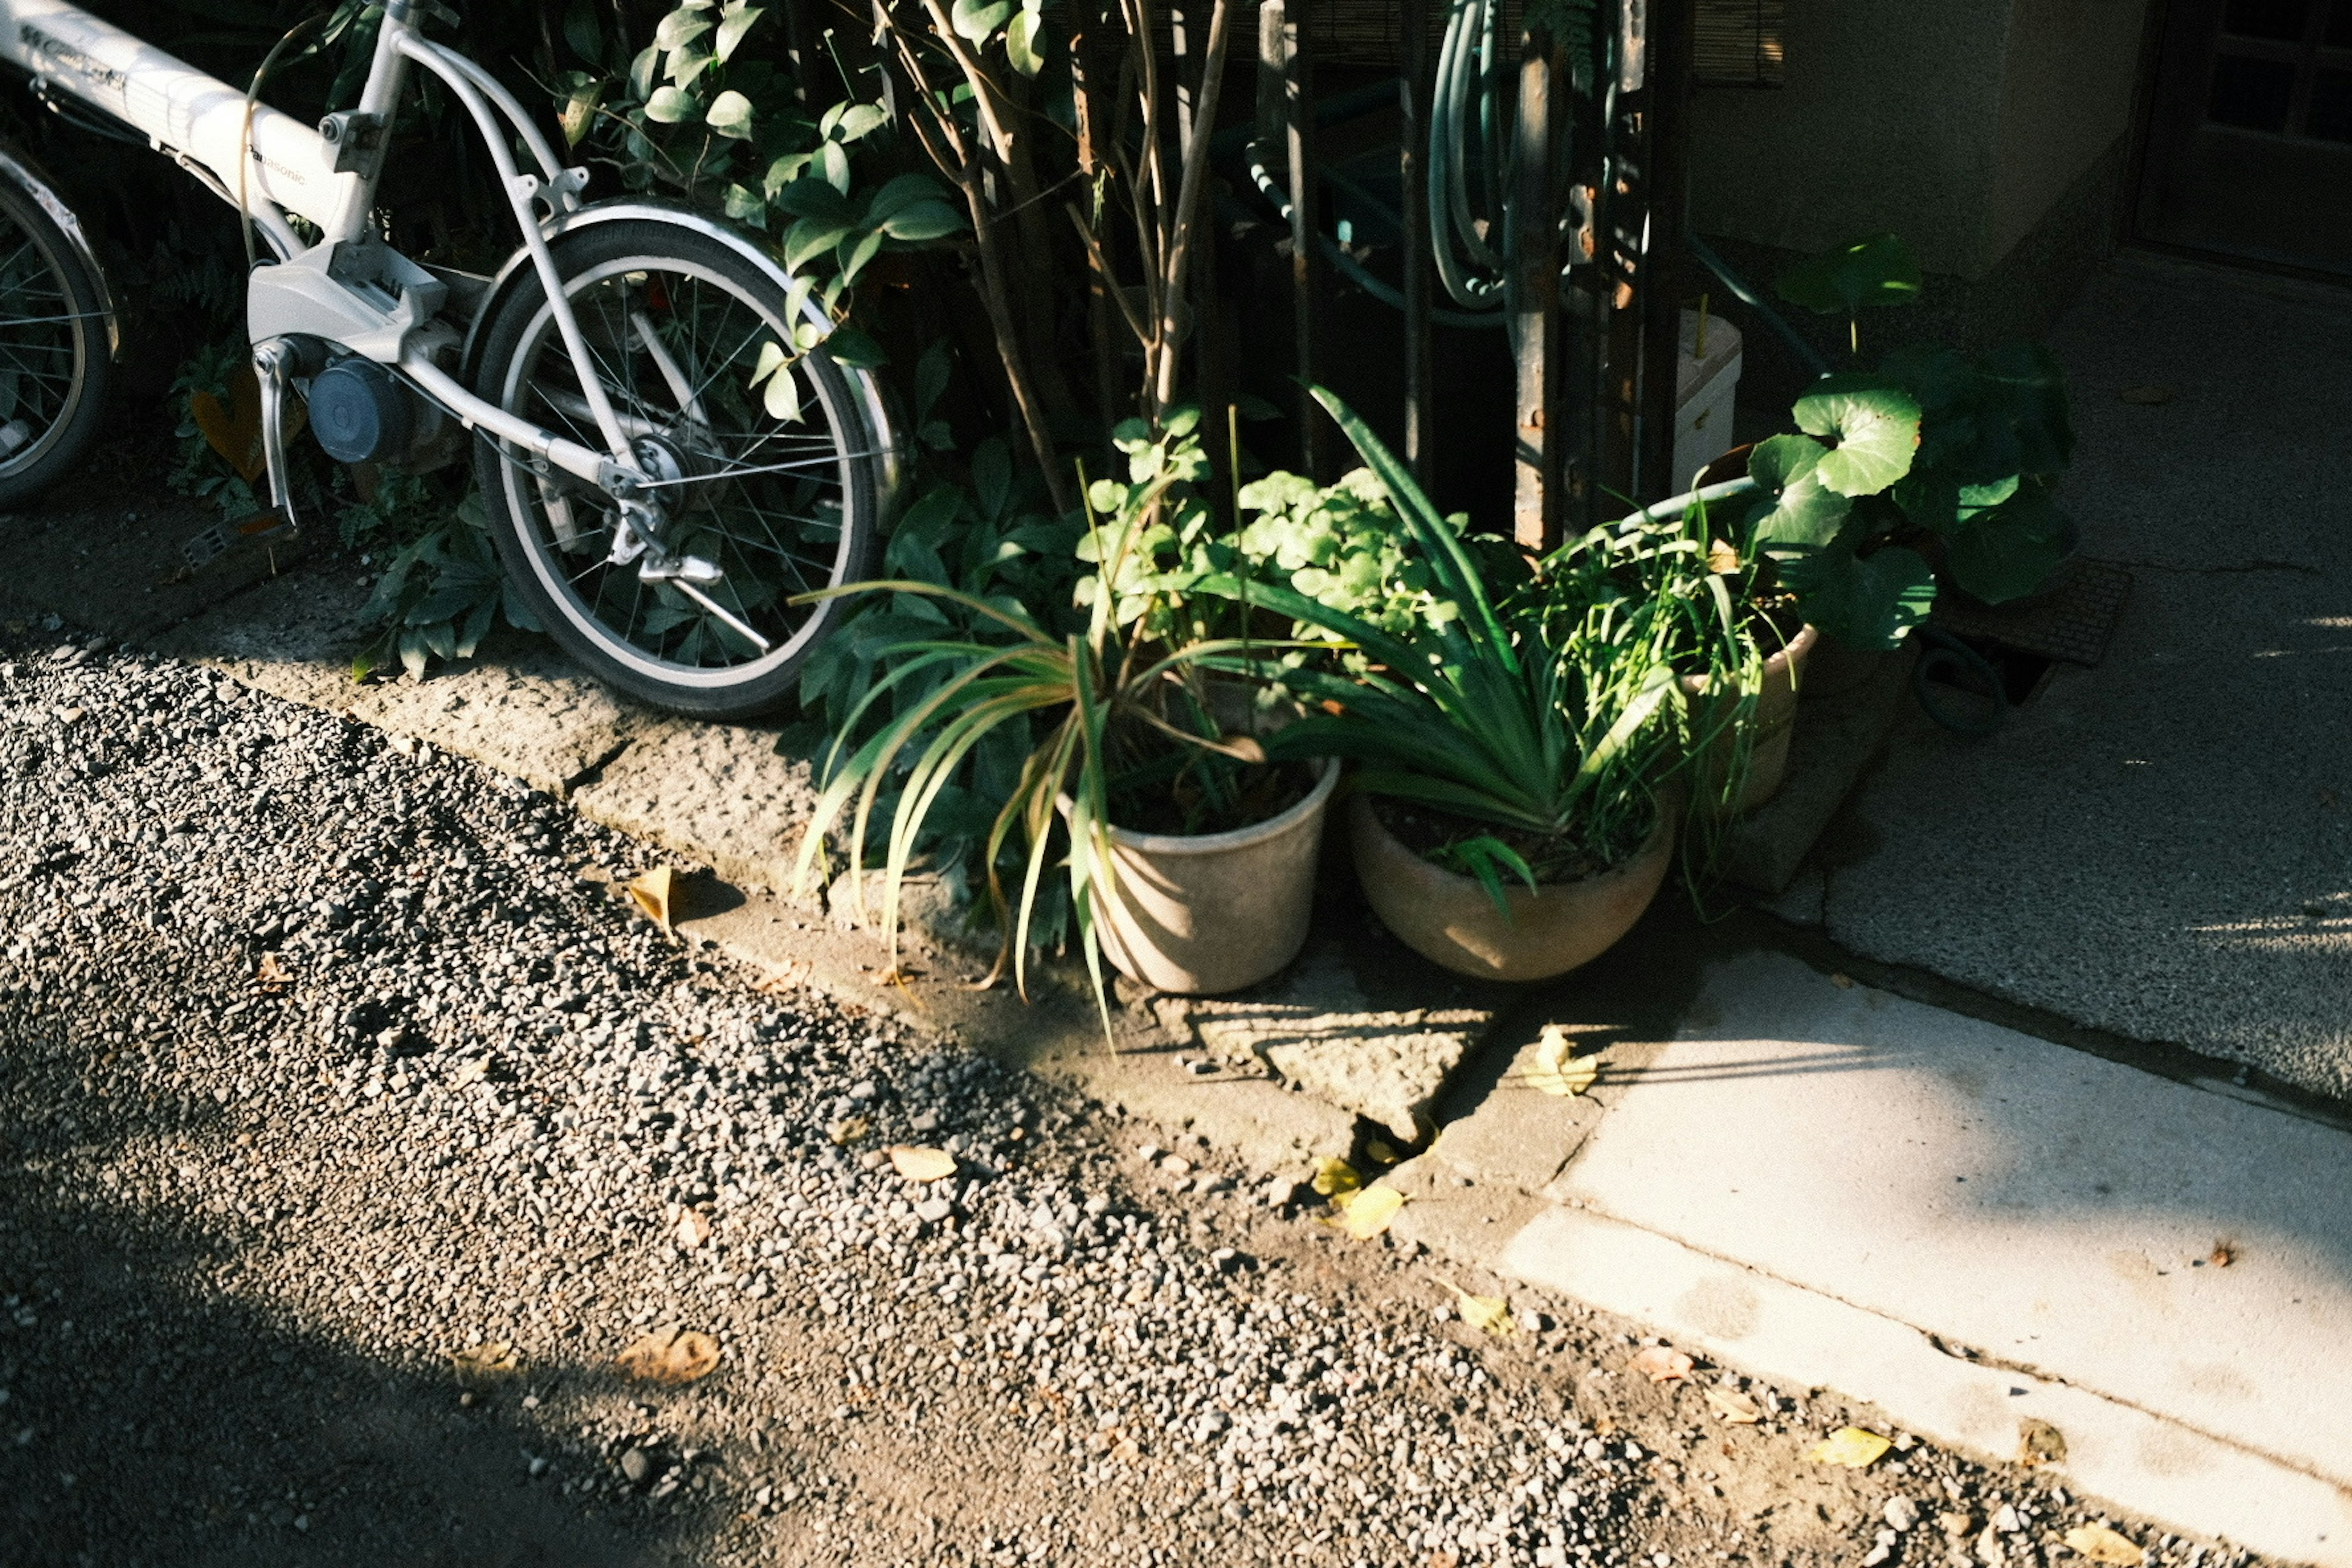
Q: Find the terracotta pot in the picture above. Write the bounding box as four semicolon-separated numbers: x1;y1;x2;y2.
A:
1346;794;1676;982
1679;623;1817;816
1092;758;1341;995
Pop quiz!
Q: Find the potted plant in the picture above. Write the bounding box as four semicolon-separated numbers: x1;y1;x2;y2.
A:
1201;390;1687;983
792;410;1339;1025
1754;232;2078;647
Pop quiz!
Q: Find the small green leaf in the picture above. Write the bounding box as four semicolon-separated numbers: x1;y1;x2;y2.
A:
723;182;767;226
654;9;716;50
822;140;851;195
564;0;605;65
644;85;696;123
628;42;660;100
1792;374;1921;497
1774;232;1923;315
706;88;755;138
825;326;888;368
914;339;952;420
785;220;854;269
832;103;887;142
951;0;1014;41
837;227;886;285
1005;5;1045;74
750;339;788;383
715;2;765;59
763;361;804;421
881;200;967;241
772;176;853;224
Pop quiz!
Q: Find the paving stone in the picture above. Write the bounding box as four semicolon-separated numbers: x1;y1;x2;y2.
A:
1150;940;1499;1144
571;718;816;894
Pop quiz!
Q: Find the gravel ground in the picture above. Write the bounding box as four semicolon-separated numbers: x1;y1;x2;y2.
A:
0;618;2267;1568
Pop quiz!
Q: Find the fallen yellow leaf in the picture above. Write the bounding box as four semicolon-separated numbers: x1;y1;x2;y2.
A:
827;1115;870;1146
674;1208;712;1249
2018;1416;2067;1466
616;1325;722;1385
1706;538;1743;575
1807;1427;1892;1469
1830;972;1855;989
450;1341;519;1387
1630;1346;1694;1383
1327;1183;1405;1239
1312;1158;1362;1198
627;866;677;930
886;1145;958;1182
2063;1526;2144;1566
1525;1023;1600;1097
254;952;293;990
1441;1281;1513;1335
1705;1387;1762;1425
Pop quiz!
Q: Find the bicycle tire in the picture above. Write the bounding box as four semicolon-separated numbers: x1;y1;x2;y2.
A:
469;217;881;719
0;178;112;507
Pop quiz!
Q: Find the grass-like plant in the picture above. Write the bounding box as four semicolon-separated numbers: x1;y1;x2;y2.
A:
790;413;1281;1035
1201;388;1689;905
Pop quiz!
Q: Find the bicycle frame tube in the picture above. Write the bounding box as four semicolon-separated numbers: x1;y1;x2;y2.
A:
0;0;337;255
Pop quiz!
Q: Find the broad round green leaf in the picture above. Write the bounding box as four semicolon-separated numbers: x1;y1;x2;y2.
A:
1743;433;1850;556
1779;544;1937;650
1793;374;1921;497
1774;233;1923;316
1943;491;2071;605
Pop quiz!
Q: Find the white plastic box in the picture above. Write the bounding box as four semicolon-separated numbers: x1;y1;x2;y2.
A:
1672;306;1743;495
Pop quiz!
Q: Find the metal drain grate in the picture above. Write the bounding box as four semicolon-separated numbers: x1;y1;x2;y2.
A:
1931;557;2135;668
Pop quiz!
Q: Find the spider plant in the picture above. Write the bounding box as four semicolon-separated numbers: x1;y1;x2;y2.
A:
790;417;1281;1036
1204;388;1688;894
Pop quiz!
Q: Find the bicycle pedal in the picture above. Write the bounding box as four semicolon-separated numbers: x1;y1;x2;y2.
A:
181;510;295;569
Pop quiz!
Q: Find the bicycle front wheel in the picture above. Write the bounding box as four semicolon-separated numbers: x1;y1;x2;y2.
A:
0;178;112;507
469;218;883;718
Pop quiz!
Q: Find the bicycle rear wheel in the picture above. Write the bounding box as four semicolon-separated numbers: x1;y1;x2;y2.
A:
0;178;111;507
469;217;883;718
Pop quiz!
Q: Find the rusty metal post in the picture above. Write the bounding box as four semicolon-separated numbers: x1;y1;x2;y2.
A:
1261;0;1327;477
1637;0;1693;498
1510;32;1562;551
1399;0;1434;484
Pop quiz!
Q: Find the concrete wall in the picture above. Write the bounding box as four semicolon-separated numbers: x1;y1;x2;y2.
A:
1689;0;2152;282
1979;0;2150;274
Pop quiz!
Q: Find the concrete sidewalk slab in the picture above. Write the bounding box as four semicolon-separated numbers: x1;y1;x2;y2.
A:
1822;257;2352;1099
1498;948;2352;1566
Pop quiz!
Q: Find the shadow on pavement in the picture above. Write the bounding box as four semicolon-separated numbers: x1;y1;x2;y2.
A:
0;1086;690;1567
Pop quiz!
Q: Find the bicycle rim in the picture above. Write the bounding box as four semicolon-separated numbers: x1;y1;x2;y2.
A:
0;205;90;482
490;254;869;692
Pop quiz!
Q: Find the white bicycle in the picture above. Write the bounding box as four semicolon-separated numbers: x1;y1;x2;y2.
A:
0;0;900;717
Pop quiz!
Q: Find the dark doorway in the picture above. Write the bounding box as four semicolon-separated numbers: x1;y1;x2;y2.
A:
2135;0;2352;276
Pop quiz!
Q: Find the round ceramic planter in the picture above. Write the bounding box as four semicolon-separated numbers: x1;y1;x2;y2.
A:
1346;794;1676;982
1093;757;1342;995
1679;623;1817;817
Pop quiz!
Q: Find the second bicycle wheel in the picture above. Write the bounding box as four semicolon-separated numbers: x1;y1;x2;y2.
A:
469;217;883;718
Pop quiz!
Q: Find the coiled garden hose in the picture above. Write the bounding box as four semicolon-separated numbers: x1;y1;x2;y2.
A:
1910;627;2010;736
1428;0;1509;311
